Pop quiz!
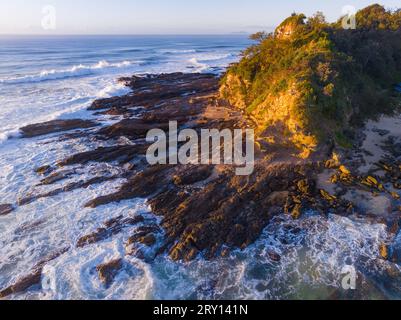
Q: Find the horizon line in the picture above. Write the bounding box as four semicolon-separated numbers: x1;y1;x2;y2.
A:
0;32;259;37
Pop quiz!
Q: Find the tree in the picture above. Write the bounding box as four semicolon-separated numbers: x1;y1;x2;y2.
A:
308;11;327;28
249;31;269;42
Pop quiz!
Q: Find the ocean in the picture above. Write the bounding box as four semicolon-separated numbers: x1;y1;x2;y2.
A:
0;35;251;141
0;35;399;300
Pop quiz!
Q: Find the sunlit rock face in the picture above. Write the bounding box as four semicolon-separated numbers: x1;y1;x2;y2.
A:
220;6;401;159
274;14;306;40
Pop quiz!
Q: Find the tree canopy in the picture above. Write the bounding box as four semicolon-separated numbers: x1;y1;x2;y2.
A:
220;4;401;157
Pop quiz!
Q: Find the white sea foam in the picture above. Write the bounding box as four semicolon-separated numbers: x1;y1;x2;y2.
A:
0;99;91;146
97;81;131;98
195;53;234;61
188;57;209;72
187;53;237;72
0;60;134;84
149;214;398;300
0;129;22;144
0;77;131;146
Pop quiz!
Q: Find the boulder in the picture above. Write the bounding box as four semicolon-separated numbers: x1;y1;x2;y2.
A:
96;259;123;286
0;204;14;216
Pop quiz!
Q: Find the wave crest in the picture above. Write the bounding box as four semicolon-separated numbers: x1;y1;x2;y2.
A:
0;60;134;84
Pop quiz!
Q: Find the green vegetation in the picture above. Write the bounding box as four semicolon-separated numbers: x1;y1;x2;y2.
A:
355;4;401;30
220;4;401;158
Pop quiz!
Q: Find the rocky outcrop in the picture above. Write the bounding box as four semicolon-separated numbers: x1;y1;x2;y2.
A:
0;247;69;298
20;119;98;138
0;204;14;216
275;14;305;40
57;145;148;166
12;72;400;264
18;175;122;206
77;215;145;248
89;73;218;111
96;259;123;286
220;7;401;159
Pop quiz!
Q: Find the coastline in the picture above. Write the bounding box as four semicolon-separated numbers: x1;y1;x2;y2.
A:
0;71;400;298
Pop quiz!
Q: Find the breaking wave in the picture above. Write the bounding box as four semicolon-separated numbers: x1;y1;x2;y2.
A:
187;53;236;72
0;79;131;145
0;60;135;84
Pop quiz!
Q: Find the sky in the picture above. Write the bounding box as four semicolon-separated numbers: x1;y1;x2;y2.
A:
0;0;400;35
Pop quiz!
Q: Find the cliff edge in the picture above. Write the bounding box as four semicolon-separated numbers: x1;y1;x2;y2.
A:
220;4;401;158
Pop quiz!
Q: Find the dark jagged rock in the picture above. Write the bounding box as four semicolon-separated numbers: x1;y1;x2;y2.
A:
125;226;161;258
34;165;53;175
38;169;76;185
89;96;132;111
126;231;158;249
138;234;157;246
19;175;121;206
266;191;290;206
0;269;42;298
96;258;123;286
97;119;170;139
84;165;172;208
124;163;328;261
57;145;148;167
89;73;218;111
79;140;352;262
0;247;69;298
15;72;393;263
20;119;98;138
14;218;47;235
0;204;14;216
77;215;145;248
172;165;214;186
119;72;217;91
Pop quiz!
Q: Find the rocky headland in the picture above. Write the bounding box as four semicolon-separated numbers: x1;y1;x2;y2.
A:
1;4;401;298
